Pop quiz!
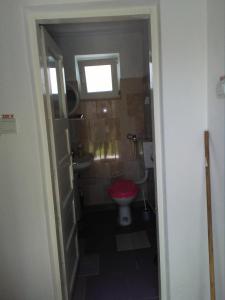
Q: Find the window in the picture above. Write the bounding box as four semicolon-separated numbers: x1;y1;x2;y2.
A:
49;67;58;94
84;65;112;93
75;53;120;99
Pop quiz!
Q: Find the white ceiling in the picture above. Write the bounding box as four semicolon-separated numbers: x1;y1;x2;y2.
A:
46;19;149;37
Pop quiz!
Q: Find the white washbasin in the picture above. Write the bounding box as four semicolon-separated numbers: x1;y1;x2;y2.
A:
73;153;94;171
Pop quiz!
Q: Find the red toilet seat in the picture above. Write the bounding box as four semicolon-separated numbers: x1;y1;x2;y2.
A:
108;179;139;199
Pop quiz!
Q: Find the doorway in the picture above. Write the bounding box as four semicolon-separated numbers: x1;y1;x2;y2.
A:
44;18;158;299
26;5;167;300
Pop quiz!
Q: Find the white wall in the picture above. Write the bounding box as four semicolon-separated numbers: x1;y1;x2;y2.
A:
160;0;210;299
0;0;224;299
207;0;225;299
47;20;149;80
0;2;56;299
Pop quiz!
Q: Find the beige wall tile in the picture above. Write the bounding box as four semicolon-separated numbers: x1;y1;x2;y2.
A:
72;77;150;206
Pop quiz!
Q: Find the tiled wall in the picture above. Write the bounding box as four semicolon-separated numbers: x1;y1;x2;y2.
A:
70;77;153;206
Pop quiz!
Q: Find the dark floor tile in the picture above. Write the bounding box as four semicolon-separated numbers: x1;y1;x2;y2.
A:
85;272;131;300
84;234;116;253
72;277;86;300
126;269;158;300
76;207;159;300
140;296;159;300
78;254;99;277
135;248;157;272
100;251;136;275
79;213;118;238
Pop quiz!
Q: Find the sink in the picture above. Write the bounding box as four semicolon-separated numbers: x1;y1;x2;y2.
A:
73;153;94;171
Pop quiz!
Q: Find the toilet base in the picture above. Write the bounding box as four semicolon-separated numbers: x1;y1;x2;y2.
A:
118;205;132;226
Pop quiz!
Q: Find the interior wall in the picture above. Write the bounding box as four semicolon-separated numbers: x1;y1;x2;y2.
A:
0;2;56;300
0;0;222;299
206;0;225;298
160;0;210;299
47;20;149;80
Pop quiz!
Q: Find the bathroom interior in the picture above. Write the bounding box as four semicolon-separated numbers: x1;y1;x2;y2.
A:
45;18;159;300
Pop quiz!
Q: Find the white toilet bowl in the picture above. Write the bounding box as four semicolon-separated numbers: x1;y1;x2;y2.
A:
108;180;139;226
112;196;134;226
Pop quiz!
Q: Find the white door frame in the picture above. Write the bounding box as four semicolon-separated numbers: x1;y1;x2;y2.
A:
25;4;169;300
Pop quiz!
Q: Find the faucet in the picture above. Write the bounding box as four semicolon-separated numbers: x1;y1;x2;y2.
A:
127;133;137;142
127;133;138;160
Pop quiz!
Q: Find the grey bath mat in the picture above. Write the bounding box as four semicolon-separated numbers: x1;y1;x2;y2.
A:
116;231;151;251
78;254;100;277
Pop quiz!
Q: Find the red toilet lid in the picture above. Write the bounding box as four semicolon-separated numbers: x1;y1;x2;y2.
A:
108;179;139;199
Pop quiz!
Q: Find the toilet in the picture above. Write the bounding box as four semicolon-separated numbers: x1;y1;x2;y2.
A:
108;141;154;226
108;179;139;226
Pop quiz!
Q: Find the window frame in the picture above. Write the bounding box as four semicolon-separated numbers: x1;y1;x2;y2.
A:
75;53;120;100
